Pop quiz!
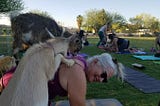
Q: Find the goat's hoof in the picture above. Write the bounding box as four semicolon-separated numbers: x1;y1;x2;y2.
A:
66;59;75;67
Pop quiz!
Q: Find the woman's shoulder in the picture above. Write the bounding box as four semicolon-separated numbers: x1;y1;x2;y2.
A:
58;57;86;91
74;56;87;69
61;58;86;88
68;56;86;79
59;55;86;78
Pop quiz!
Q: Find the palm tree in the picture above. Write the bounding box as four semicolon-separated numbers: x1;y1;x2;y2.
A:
76;15;83;31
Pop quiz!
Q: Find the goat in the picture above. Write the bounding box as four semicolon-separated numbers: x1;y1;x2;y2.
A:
0;32;82;106
10;13;72;59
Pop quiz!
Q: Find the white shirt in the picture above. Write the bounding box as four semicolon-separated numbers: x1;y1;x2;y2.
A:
99;25;108;36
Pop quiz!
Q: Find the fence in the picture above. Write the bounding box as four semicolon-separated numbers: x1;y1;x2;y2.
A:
0;35;13;56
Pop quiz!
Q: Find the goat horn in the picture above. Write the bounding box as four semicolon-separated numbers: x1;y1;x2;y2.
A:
61;27;65;37
45;27;55;38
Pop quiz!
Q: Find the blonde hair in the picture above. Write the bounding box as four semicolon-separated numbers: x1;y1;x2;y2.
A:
87;53;125;82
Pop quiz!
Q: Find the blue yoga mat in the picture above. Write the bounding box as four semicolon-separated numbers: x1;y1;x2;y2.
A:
124;67;160;93
78;53;89;58
117;51;147;54
133;55;160;60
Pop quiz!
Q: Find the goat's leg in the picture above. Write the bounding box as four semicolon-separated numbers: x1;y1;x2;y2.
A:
60;55;75;67
54;53;75;67
48;54;75;80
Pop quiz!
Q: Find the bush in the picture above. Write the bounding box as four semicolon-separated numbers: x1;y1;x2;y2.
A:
141;33;153;37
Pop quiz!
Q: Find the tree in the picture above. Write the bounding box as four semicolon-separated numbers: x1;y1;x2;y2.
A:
110;12;126;33
129;13;160;33
150;20;160;32
84;9;110;32
76;15;83;31
129;17;143;29
0;0;24;13
83;9;126;33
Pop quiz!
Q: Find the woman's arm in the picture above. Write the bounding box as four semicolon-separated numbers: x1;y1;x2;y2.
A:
59;61;86;106
112;38;119;52
67;64;86;106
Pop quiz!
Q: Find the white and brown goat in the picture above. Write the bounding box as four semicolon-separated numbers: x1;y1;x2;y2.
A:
0;32;82;106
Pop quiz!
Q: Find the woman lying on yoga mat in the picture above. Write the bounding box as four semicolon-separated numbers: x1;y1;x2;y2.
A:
103;33;130;53
0;53;125;106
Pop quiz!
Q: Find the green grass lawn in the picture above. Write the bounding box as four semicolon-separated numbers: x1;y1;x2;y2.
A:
0;36;160;106
0;35;13;56
81;37;160;106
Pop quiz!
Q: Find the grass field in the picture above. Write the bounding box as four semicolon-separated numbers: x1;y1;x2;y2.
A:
0;35;13;56
0;36;160;106
81;37;160;106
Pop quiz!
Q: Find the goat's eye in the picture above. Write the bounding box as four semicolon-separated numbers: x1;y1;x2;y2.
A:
76;39;80;43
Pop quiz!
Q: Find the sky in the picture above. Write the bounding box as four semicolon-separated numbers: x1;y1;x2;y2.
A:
7;0;160;27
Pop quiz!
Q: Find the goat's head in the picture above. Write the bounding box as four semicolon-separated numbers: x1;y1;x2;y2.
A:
68;33;83;55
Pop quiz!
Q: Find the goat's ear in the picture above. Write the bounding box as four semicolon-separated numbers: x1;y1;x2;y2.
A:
45;27;55;38
61;27;65;37
68;34;74;40
78;30;84;38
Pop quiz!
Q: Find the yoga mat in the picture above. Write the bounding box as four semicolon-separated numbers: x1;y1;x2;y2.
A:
78;53;89;58
124;67;160;93
116;51;147;55
133;51;147;55
53;99;123;106
133;55;160;60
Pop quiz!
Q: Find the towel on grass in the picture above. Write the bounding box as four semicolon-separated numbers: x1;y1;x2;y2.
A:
124;67;160;93
53;98;123;106
116;51;147;54
133;55;160;60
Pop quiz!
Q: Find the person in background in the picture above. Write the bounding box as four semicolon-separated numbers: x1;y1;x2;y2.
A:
104;33;130;53
79;30;89;46
97;22;111;47
0;53;125;106
155;32;160;50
